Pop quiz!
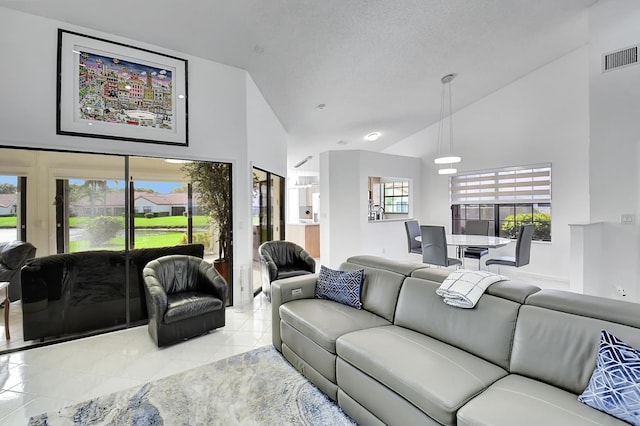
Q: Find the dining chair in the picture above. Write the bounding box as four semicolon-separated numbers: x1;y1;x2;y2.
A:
404;220;422;255
463;220;490;269
485;224;535;272
420;225;462;268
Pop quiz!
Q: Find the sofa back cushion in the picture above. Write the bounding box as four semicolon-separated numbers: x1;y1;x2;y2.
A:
339;260;406;322
510;290;640;395
345;255;427;277
394;277;521;370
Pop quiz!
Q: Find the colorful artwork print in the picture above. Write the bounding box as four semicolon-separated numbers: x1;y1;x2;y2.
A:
77;51;174;130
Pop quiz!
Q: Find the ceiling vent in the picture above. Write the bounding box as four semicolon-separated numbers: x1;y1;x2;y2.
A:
603;45;638;72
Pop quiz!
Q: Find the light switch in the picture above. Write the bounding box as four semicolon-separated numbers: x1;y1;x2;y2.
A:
621;214;635;224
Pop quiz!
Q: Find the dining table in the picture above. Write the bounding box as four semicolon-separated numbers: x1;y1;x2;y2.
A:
415;234;512;258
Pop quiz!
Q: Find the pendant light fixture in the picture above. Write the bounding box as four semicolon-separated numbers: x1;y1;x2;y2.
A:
434;73;461;175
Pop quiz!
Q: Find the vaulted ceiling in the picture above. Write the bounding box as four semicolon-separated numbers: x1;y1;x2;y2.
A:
0;0;598;169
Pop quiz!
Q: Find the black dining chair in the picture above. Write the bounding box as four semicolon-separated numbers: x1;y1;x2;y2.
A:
404;220;422;255
463;220;490;269
485;224;535;272
420;225;462;268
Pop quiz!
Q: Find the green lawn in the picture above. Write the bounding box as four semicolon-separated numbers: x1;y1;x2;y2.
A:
0;217;17;227
68;215;210;228
70;230;186;252
2;215;210;229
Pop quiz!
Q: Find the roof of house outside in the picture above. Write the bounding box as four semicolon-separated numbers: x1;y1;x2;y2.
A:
0;193;17;208
70;192;201;208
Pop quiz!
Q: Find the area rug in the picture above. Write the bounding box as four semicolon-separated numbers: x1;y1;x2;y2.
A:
28;346;355;425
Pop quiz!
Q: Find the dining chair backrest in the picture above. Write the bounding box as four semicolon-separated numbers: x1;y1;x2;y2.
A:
515;224;535;266
404;220;422;254
420;225;448;266
465;220;489;236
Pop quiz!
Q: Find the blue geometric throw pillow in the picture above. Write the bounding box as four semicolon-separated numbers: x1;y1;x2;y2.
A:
315;265;364;309
578;329;640;426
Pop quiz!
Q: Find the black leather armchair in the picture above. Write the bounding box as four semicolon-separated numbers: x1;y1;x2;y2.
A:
143;255;227;347
258;240;316;301
0;240;36;301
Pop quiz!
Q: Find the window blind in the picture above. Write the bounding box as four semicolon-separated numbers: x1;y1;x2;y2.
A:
450;164;551;205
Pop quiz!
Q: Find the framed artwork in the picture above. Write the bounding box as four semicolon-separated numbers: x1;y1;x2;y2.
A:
57;29;188;146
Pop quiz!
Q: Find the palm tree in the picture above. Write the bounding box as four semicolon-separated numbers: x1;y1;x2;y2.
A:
81;180;108;217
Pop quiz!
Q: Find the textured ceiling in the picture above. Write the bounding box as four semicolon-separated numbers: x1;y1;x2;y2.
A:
0;0;597;170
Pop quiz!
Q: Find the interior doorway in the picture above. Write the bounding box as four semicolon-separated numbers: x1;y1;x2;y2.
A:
252;167;285;295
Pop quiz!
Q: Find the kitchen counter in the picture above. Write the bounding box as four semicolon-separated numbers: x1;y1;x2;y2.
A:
286;223;320;258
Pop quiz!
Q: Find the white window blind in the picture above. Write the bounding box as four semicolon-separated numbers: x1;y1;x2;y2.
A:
451;164;551;205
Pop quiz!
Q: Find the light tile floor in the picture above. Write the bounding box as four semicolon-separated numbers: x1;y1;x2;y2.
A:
0;295;272;425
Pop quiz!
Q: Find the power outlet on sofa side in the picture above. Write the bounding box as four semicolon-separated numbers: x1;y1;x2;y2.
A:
292;288;303;296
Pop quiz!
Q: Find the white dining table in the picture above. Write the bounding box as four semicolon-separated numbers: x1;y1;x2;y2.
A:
446;234;512;248
415;234;512;260
415;234;511;248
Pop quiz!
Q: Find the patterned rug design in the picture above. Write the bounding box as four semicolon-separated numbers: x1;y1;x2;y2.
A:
28;346;354;425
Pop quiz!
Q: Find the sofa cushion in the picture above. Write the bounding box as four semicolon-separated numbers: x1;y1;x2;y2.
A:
336;326;507;425
578;330;640;425
164;291;224;324
277;267;313;280
394;277;520;370
315;265;364;309
458;374;627;426
279;298;389;354
339;261;406;322
511;304;640;395
346;255;427;276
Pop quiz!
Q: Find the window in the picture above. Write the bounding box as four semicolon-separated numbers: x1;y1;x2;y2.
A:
383;180;409;214
450;164;551;241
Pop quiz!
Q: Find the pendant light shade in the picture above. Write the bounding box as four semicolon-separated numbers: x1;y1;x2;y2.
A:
434;156;461;165
434;73;461;172
438;168;457;175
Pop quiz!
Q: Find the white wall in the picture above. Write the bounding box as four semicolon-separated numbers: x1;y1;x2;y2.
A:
320;150;422;268
588;0;640;223
578;0;640;301
245;74;289;297
385;47;591;282
246;76;289;177
0;7;288;306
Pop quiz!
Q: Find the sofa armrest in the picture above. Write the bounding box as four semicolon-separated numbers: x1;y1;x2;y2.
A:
271;273;318;351
142;273;169;324
198;262;228;302
299;249;316;273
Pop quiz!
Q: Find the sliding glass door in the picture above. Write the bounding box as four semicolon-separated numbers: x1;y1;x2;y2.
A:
0;147;234;354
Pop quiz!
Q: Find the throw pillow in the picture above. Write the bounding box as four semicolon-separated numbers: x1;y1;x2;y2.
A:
315;265;364;309
578;329;640;425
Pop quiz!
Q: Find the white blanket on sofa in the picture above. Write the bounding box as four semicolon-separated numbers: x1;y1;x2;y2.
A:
436;270;509;308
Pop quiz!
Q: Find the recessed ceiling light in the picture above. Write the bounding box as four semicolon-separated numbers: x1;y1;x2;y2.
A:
337;140;348;145
316;103;326;110
365;132;381;141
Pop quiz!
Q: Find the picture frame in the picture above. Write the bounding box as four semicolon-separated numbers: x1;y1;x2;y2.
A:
57;29;188;146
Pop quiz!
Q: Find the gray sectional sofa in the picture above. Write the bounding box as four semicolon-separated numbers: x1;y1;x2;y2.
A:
271;255;639;425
